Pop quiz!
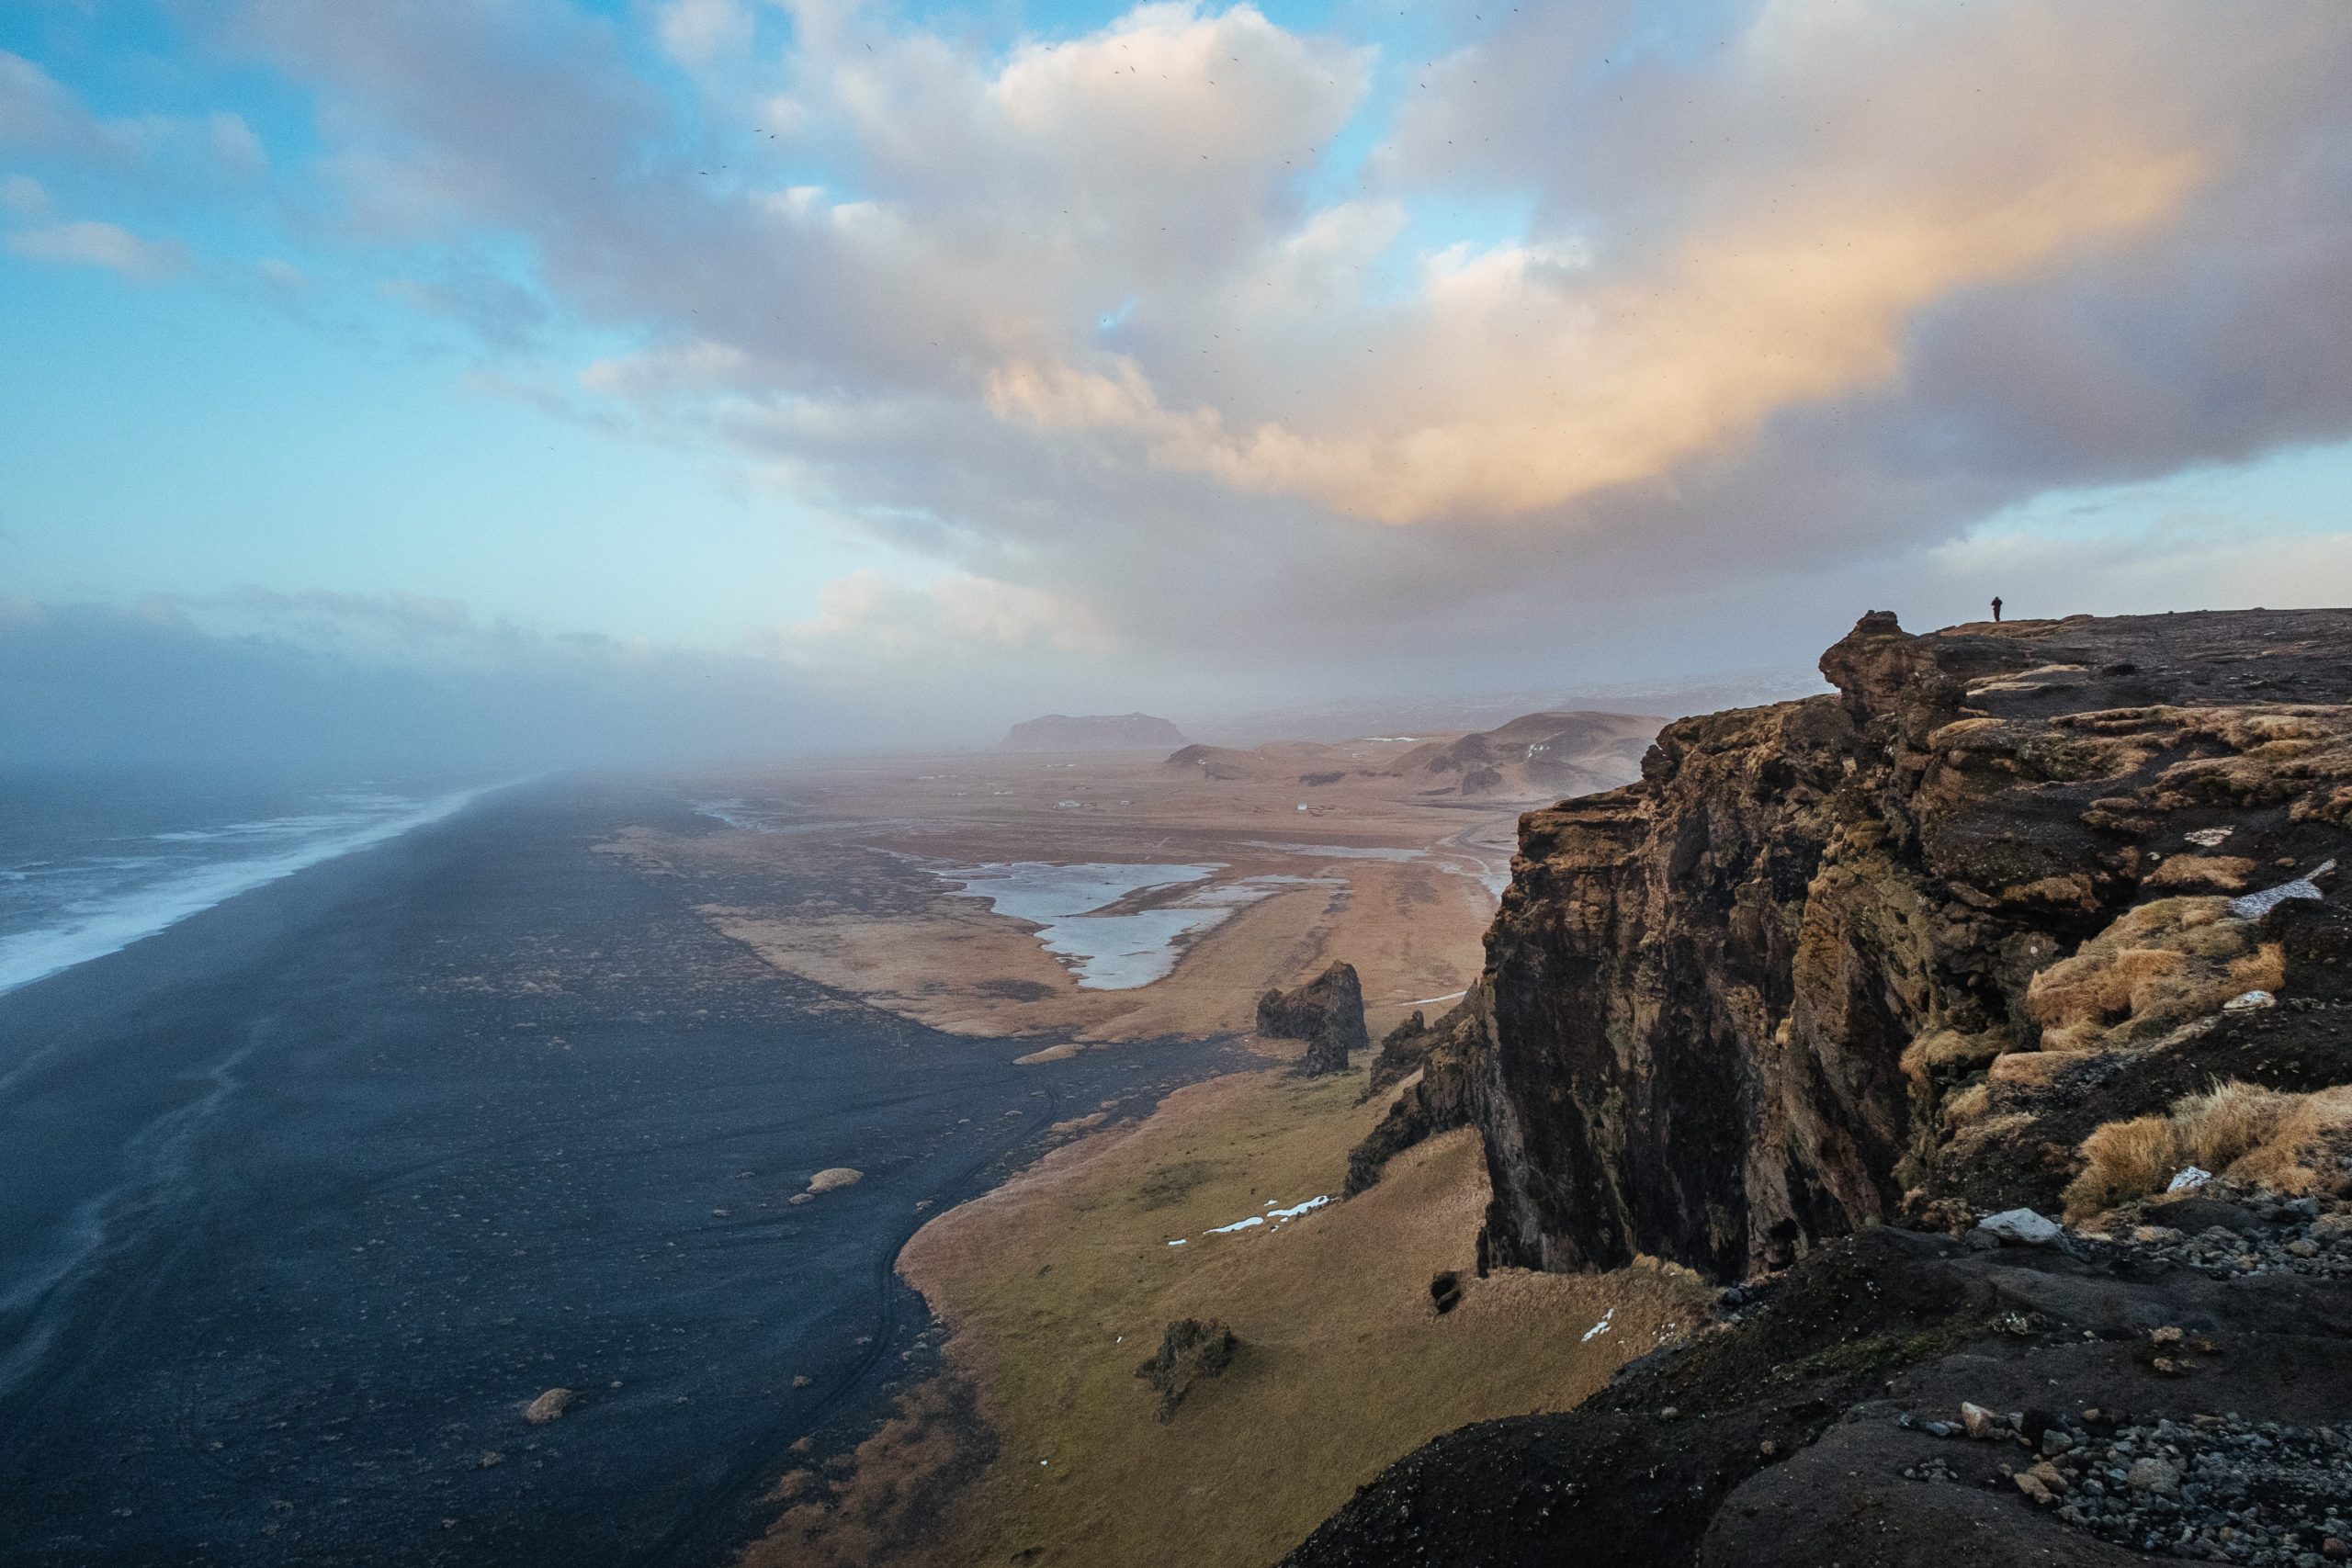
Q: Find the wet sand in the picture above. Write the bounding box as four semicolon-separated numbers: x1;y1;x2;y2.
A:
0;777;1238;1567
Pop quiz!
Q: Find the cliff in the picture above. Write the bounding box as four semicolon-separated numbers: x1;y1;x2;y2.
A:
1457;608;2352;1280
997;712;1188;751
1297;608;2352;1568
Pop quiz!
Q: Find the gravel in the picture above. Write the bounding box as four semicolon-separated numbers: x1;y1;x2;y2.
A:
1902;1401;2352;1563
2077;1186;2352;1282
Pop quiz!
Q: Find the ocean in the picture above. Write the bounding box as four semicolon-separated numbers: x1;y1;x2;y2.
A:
0;772;1233;1566
0;769;504;998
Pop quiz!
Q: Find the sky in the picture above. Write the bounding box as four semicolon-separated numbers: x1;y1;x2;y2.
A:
4;0;2351;766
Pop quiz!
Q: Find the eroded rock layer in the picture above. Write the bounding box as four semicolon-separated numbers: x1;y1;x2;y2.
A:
1449;609;2352;1280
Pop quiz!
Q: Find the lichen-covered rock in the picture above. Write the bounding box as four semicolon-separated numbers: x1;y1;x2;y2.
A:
1258;962;1370;1077
1464;609;2352;1280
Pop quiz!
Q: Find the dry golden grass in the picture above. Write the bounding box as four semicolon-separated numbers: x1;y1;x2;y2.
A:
602;749;1512;1048
1939;1081;1991;1127
763;1065;1709;1568
1899;1029;2008;1095
2064;1081;2352;1219
2026;897;2281;1053
2143;855;2256;892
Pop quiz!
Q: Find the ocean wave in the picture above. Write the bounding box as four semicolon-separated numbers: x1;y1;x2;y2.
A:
0;784;509;998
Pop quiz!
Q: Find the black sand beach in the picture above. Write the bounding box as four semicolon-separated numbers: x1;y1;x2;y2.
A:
0;777;1235;1566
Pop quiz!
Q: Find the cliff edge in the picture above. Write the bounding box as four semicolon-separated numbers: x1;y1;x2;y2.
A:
1442;608;2352;1280
1296;608;2352;1568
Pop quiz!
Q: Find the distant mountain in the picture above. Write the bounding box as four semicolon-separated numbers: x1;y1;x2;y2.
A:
998;712;1190;752
1392;710;1666;800
1183;673;1824;746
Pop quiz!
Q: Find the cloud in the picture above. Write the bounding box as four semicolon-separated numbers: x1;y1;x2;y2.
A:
25;0;2352;703
656;0;754;66
0;174;48;217
6;220;188;280
0;51;91;147
771;570;1118;669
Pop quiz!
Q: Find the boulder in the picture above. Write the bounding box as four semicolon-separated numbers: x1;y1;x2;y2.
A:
1974;1208;2064;1247
523;1388;575;1425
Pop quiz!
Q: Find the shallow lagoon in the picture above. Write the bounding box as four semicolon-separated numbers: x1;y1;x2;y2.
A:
935;862;1311;989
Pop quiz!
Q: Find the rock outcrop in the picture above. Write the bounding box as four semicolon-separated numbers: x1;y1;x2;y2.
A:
1258;962;1371;1077
1348;990;1486;1194
998;713;1188;752
1136;1317;1238;1421
1283;1218;2352;1568
1303;608;2352;1568
1452;609;2352;1280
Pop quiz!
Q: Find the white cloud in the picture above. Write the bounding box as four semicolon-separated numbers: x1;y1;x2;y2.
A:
772;570;1117;669
0;174;48;217
151;0;2352;684
656;0;752;66
6;220;187;280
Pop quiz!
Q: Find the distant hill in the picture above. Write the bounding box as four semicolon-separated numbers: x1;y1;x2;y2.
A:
1393;710;1665;799
1158;713;1666;802
998;713;1190;752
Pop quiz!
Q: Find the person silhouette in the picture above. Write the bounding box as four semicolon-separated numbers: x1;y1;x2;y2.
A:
1991;596;2004;623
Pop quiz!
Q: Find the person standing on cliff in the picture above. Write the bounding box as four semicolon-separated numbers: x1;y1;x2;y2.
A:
1991;595;2004;623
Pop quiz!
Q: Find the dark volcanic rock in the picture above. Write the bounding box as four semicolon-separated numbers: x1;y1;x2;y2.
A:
1348;987;1485;1194
1136;1317;1238;1421
1283;1222;2352;1568
997;712;1188;752
1289;608;2352;1568
1464;608;2352;1280
1258;962;1371;1077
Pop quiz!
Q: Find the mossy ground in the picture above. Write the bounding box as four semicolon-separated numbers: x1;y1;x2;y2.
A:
764;1055;1707;1568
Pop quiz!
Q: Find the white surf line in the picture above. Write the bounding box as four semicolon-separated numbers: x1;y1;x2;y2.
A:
0;777;526;1001
1399;989;1467;1007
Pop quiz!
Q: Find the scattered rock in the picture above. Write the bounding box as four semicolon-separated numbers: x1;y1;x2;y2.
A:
1976;1208;2064;1247
2165;1165;2213;1191
522;1388;574;1425
1429;1270;1463;1314
1961;1401;2000;1439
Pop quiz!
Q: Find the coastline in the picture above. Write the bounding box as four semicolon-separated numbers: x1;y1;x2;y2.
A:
0;774;1247;1567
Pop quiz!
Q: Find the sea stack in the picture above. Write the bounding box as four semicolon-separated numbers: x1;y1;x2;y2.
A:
1256;962;1370;1077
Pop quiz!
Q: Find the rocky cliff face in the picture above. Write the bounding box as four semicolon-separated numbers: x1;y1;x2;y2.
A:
1301;608;2352;1568
1403;610;2352;1282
